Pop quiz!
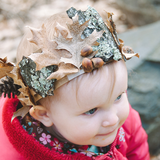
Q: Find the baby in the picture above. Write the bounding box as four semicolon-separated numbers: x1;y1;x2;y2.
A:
0;7;149;160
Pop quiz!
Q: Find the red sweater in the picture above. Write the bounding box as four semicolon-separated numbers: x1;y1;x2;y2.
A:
0;97;150;160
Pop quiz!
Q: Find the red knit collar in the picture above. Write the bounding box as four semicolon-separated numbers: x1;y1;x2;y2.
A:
20;112;91;155
2;97;119;160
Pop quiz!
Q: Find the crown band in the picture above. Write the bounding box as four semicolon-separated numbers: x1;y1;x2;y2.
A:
0;7;139;120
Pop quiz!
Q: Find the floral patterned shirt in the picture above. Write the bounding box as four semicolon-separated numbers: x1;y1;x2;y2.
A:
20;113;122;158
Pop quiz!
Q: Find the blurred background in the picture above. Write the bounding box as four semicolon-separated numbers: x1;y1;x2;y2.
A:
0;0;160;159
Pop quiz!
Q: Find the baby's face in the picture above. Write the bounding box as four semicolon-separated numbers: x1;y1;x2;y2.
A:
46;60;129;147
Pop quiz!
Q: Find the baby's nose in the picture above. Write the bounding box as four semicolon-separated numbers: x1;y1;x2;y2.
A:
102;113;119;127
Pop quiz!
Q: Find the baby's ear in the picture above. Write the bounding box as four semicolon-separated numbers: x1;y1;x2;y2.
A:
29;105;53;127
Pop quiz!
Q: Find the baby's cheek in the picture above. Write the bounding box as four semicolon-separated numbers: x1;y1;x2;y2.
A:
67;125;97;145
125;96;130;117
118;98;129;126
120;98;130;124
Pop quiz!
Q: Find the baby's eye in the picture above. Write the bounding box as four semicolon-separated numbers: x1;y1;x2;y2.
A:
84;108;97;115
115;94;122;102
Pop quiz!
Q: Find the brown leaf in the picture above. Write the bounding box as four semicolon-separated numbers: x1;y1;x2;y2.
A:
11;105;31;122
29;52;59;71
122;52;139;60
29;88;42;103
55;22;72;39
33;93;42;103
122;46;139;60
7;67;25;89
0;57;7;63
18;96;33;107
56;15;102;68
18;87;35;105
0;57;14;79
104;11;120;47
118;39;124;52
66;15;89;39
7;67;34;106
104;12;114;32
28;24;71;70
47;62;78;80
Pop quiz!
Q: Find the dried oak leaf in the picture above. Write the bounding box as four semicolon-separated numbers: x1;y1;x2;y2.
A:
56;15;102;69
47;62;78;80
55;22;72;40
105;12;114;33
11;105;30;122
122;46;139;60
29;88;42;103
28;24;71;71
0;57;14;79
7;67;34;107
104;11;120;47
7;67;35;121
118;39;124;52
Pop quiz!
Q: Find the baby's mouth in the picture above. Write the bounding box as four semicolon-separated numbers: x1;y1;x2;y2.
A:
96;128;117;136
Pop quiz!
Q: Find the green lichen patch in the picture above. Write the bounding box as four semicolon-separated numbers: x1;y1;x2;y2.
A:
93;32;122;62
19;56;58;98
66;7;122;63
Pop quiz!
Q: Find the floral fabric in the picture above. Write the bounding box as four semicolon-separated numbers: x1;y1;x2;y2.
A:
20;113;118;158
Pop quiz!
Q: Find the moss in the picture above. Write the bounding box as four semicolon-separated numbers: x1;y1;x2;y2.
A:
19;56;57;98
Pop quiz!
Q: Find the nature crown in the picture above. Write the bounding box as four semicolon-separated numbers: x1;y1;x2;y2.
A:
0;7;138;118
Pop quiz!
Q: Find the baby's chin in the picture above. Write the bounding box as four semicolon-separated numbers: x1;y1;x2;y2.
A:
90;129;118;147
91;139;114;147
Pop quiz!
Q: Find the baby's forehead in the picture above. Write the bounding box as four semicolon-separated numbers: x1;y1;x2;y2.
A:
46;62;125;115
54;60;127;105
